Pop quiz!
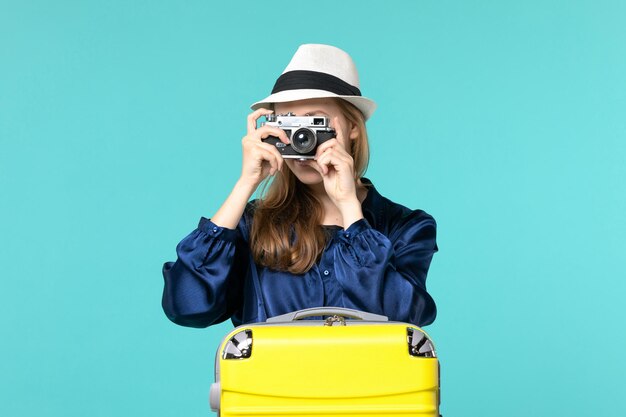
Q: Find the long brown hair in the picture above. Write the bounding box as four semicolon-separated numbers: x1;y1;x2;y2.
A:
250;98;370;274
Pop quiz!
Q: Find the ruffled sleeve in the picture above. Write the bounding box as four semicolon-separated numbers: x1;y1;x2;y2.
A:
332;212;438;327
161;214;250;328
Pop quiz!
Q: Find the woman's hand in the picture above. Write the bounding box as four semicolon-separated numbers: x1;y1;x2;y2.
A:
309;117;362;215
210;109;290;230
239;108;290;189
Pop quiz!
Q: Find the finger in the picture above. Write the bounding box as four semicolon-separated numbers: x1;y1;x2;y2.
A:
255;147;278;175
317;146;349;166
315;138;339;159
256;141;284;171
316;152;335;176
317;149;351;175
247;108;273;135
255;125;291;144
315;146;354;171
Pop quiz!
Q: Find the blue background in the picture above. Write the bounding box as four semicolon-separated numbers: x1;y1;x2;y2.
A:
1;1;625;416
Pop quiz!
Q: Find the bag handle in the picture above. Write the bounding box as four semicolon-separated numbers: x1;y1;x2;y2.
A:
265;307;389;323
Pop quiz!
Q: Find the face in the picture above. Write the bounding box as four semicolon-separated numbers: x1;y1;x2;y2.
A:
274;97;358;185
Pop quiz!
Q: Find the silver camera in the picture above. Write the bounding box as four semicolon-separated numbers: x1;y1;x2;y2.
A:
261;112;336;159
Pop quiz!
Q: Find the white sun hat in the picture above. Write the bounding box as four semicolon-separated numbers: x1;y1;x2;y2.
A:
250;44;377;121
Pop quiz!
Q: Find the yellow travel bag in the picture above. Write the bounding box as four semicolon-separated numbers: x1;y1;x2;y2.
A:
209;307;441;416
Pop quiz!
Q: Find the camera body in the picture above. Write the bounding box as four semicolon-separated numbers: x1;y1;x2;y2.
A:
261;113;336;159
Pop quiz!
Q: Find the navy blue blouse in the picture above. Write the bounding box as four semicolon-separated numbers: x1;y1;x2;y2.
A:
161;178;439;328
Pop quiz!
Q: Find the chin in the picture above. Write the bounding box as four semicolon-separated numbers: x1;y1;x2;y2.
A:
286;160;323;185
294;172;323;185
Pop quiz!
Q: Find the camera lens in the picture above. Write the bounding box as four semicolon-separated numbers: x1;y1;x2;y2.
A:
291;128;316;154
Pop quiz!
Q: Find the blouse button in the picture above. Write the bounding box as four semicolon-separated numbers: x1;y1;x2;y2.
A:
323;270;330;276
345;232;350;238
212;227;218;233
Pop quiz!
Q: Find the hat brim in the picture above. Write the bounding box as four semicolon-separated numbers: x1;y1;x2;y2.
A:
250;89;377;121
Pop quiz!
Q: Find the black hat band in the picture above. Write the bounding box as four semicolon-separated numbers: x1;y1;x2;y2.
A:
271;70;362;97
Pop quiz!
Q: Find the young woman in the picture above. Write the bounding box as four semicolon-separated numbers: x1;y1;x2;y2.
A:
161;44;439;328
